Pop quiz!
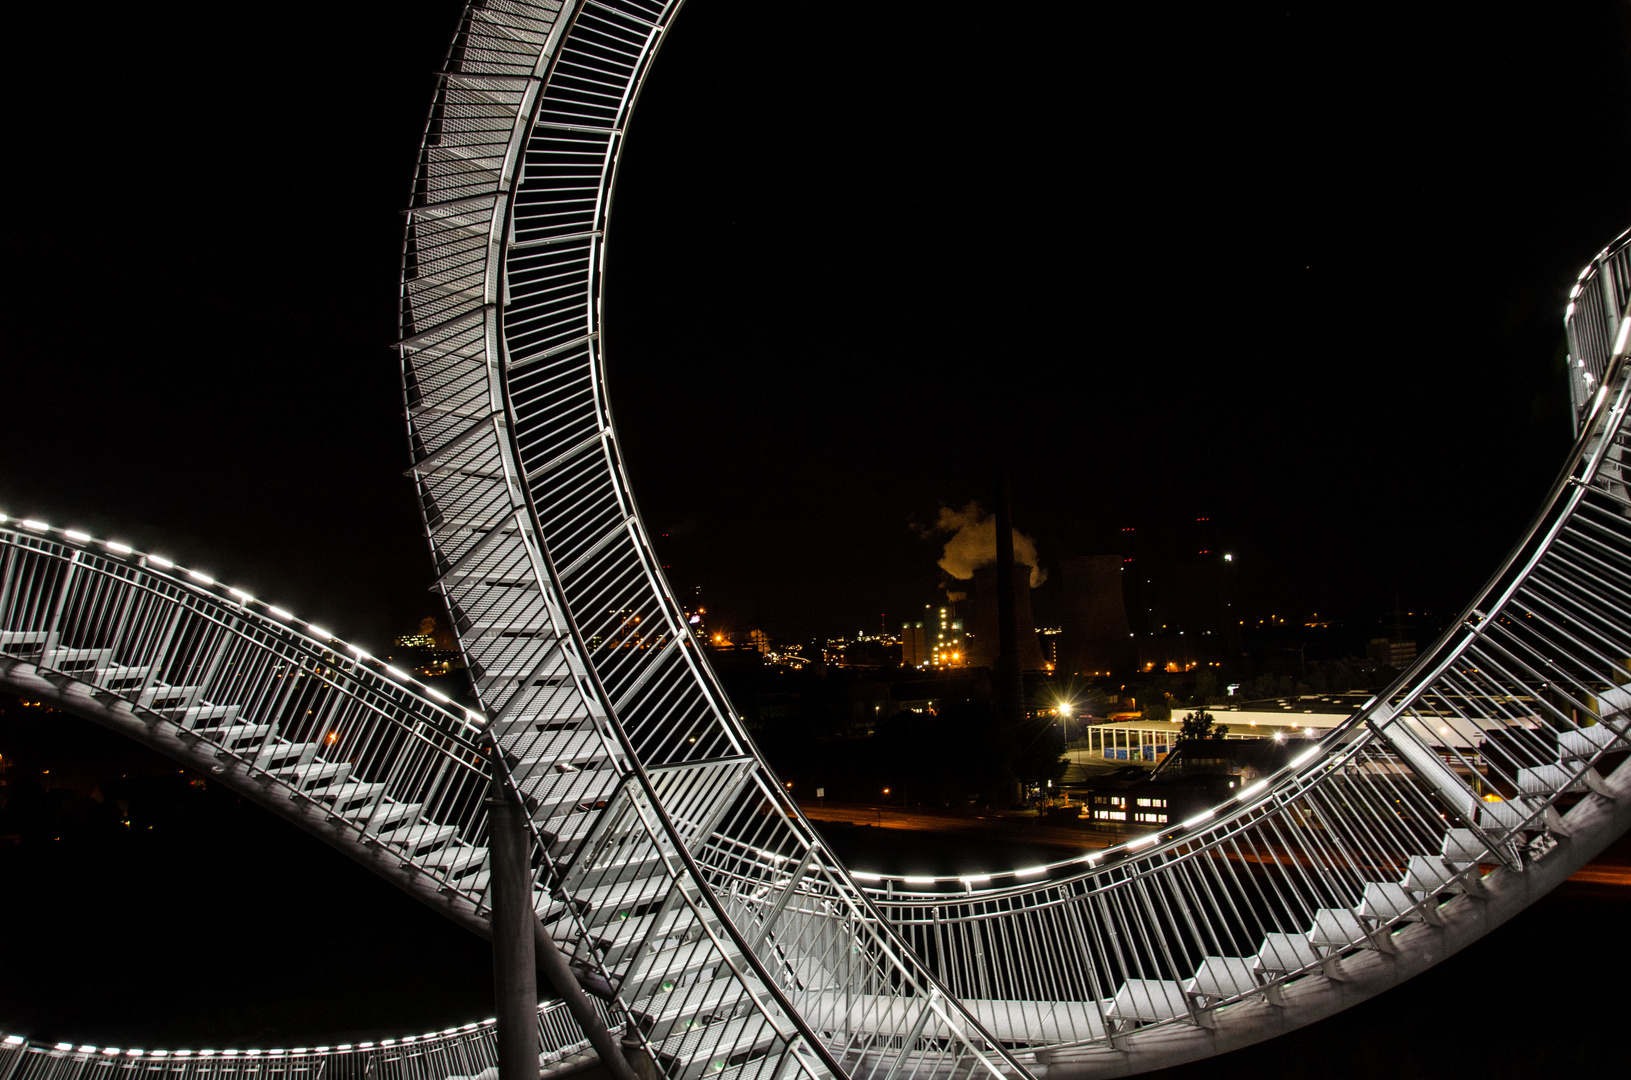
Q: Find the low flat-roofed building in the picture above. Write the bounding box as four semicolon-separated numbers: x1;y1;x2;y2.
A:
1072;691;1545;765
1072;699;1357;762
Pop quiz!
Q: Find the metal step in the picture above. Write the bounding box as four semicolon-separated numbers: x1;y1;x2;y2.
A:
255;741;319;771
171;703;240;729
277;760;352;793
1360;881;1427;921
1442;828;1486;866
1307;907;1366;949
594;908;694;965
504;728;613;774
92;663;151;687
629;973;766;1040
1558;724;1627;761
1598;683;1631;718
650;1016;780;1080
1517;762;1585;796
577;844;666;877
321;782;386;813
213;723;272;752
1253;932;1321;976
1401;855;1460;894
1475;796;1542;832
1183;957;1258;1003
140;684;202;708
523;767;620;818
428;844;489;877
539;808;600;855
571;874;672;925
570;849;669;905
42;646;113;670
708;1050;792;1080
623;937;743;1001
540;1050;600;1080
479;659;568;682
0;630;49;652
352;799;424;831
508;706;597;730
377;822;458;855
1107;979;1188;1024
535;889;567;921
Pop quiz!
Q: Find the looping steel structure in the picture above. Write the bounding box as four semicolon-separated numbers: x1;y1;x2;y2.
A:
1;0;1628;1076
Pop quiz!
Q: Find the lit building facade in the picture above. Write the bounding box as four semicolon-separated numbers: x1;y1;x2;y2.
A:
901;605;966;668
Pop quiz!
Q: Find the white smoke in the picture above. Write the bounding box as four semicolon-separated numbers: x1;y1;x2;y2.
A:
923;502;1047;588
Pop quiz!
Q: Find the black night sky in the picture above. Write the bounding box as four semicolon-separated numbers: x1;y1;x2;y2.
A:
4;2;1629;651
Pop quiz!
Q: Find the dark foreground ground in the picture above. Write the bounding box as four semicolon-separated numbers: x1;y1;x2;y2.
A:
1;705;1622;1076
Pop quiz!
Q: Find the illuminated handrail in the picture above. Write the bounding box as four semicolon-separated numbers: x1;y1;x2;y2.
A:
1565;227;1631;431
0;520;499;913
0;997;616;1080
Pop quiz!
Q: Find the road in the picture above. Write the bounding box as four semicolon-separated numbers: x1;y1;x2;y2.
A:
799;801;1113;853
797;801;1631;886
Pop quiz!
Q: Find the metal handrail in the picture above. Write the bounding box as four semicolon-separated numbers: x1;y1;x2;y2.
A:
0;997;617;1080
0;520;512;929
1565;226;1630;432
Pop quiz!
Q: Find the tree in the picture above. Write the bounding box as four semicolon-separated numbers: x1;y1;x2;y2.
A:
1179;709;1228;741
1192;669;1219;705
1141;692;1172;724
1009;715;1068;794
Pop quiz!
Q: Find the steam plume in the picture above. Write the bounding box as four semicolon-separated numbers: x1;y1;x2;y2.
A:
923;502;1047;588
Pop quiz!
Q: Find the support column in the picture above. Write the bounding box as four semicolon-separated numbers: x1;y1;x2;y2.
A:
488;753;540;1080
993;472;1023;727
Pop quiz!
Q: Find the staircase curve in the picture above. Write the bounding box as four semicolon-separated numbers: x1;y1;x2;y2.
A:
0;0;1626;1077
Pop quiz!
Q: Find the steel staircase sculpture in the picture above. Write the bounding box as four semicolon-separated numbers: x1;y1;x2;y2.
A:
1;1;1627;1078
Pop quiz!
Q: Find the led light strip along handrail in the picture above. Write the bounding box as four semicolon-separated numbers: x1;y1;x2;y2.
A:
0;996;617;1080
0;518;514;926
0;515;485;732
845;745;1330;896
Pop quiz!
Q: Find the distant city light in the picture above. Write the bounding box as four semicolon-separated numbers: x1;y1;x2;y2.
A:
1223;553;1234;562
